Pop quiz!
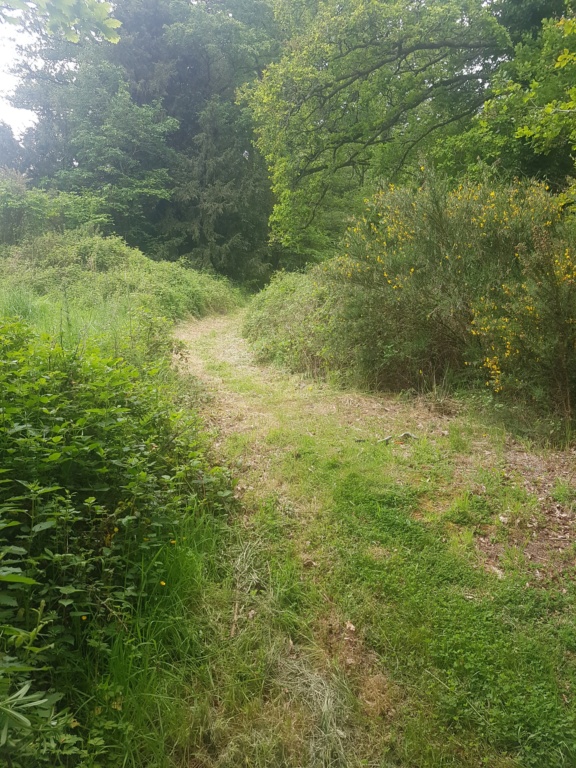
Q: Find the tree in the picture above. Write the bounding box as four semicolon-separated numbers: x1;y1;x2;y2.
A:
106;0;281;277
11;0;283;279
247;0;511;249
0;0;120;41
431;14;576;188
510;18;576;168
15;56;178;246
488;0;566;42
0;122;20;168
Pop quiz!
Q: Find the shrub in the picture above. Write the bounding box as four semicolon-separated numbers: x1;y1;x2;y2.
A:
0;319;231;765
244;271;350;378
246;176;576;414
0;228;240;764
336;176;563;387
0;171;110;246
0;230;241;358
472;226;576;417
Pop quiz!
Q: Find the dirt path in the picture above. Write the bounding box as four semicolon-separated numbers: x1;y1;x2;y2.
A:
175;311;576;768
176;311;451;506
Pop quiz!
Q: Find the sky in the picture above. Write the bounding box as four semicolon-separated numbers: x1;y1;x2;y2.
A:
0;22;36;136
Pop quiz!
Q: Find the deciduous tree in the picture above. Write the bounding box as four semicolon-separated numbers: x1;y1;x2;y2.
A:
247;0;511;248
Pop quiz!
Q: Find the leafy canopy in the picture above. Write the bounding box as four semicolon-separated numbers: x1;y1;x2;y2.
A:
0;0;121;41
247;0;511;247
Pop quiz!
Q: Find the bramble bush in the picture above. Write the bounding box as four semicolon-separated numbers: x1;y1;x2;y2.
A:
0;227;240;765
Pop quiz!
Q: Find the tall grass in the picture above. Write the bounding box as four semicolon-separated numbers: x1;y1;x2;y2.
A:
0;229;241;349
0;229;243;766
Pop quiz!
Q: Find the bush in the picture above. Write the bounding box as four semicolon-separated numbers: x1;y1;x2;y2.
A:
0;227;240;765
0;230;241;361
472;226;576;417
0;171;110;246
244;271;349;378
0;319;232;765
246;176;576;415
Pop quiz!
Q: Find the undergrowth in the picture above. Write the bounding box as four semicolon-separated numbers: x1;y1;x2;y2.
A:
0;229;241;347
0;229;246;766
245;175;576;428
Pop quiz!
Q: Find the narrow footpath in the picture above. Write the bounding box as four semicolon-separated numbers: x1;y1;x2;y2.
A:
175;311;576;768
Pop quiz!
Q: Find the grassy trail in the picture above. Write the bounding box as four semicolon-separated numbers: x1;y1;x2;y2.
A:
176;312;576;768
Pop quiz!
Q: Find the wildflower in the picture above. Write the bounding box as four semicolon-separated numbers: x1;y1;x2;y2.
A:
160;580;166;586
81;615;87;621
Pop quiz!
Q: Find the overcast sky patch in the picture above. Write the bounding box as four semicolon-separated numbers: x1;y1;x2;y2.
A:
0;22;36;136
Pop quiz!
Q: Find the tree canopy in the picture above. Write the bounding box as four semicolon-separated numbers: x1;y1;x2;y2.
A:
247;0;511;247
3;0;576;267
0;0;121;41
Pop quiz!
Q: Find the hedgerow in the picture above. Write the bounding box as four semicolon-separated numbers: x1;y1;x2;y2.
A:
0;229;240;765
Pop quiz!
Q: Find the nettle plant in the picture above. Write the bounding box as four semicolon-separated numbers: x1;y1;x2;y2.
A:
0;320;230;761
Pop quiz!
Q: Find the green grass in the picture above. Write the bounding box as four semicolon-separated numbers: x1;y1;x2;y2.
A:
181;312;576;767
328;475;575;766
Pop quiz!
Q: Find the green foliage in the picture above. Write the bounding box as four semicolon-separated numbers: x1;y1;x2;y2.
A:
0;123;20;170
244;270;352;378
0;0;121;42
432;15;576;186
0;317;232;764
471;224;576;417
246;176;576;417
15;58;179;248
246;0;510;249
489;0;565;41
499;16;576;192
161;97;275;281
0;171;110;247
13;0;283;280
0;229;241;331
0;229;239;764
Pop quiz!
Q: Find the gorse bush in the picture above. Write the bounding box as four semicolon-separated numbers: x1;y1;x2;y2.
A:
246;176;576;416
472;228;576;417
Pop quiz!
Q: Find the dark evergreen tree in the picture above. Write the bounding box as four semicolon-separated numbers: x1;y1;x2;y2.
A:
0;122;21;169
12;0;282;280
